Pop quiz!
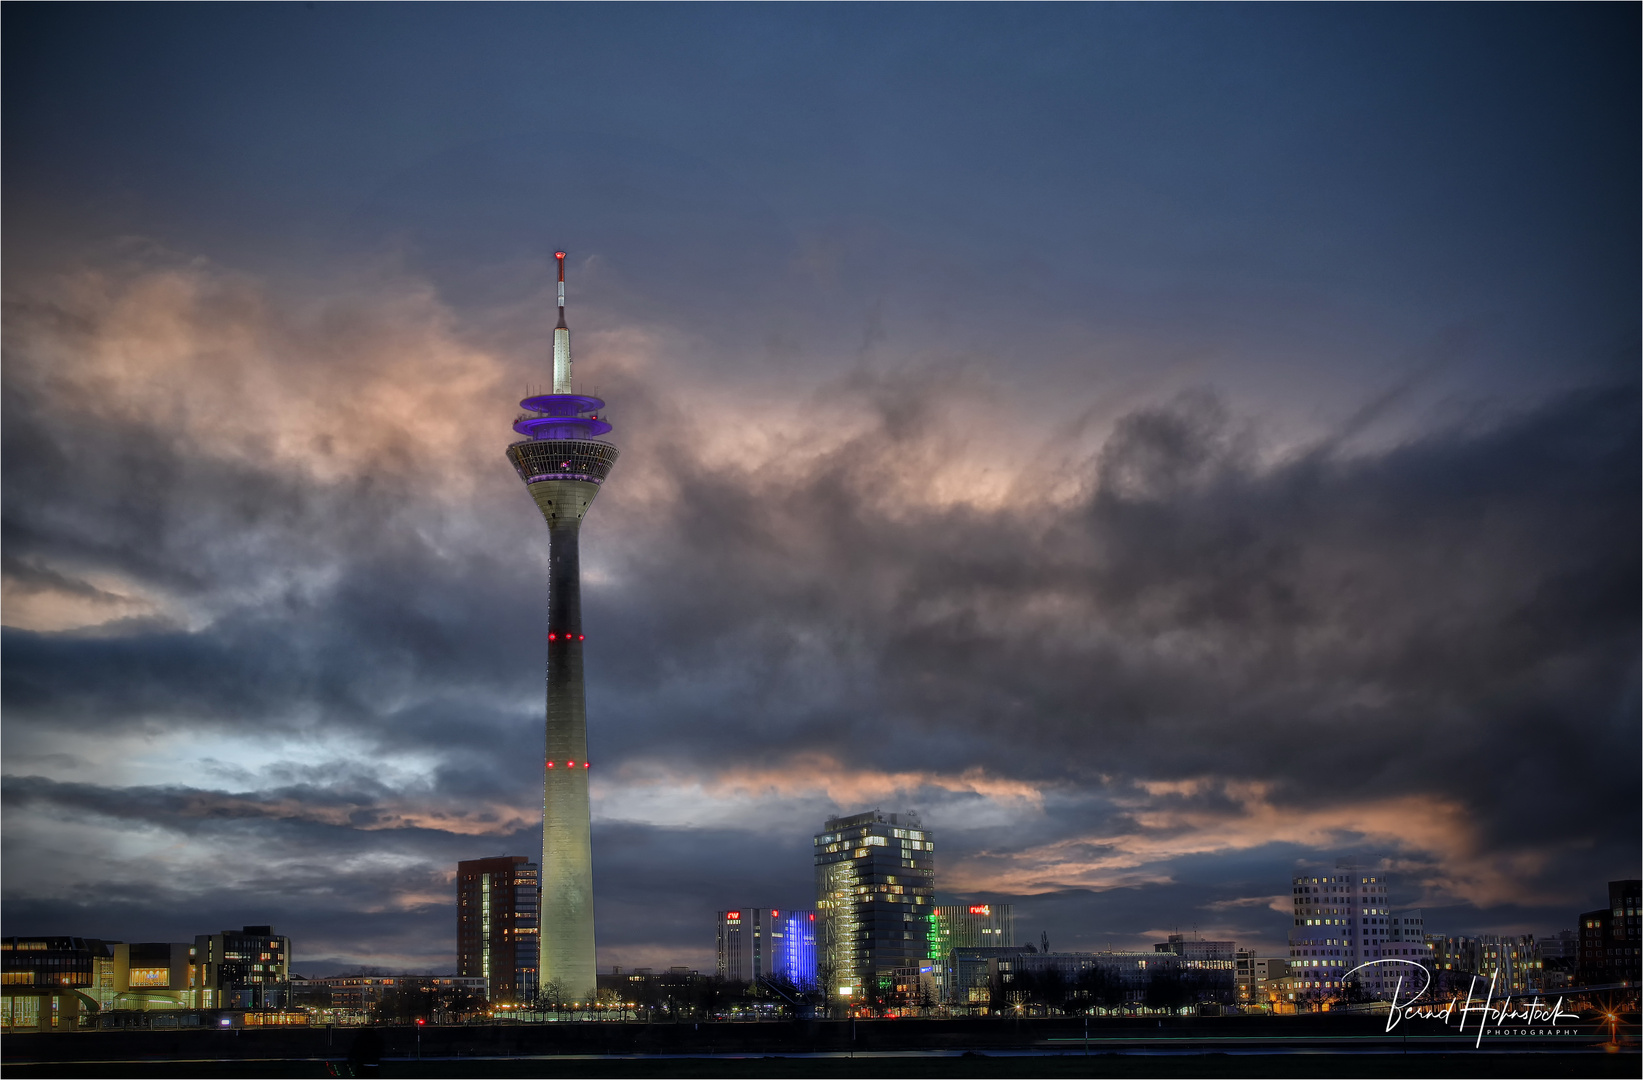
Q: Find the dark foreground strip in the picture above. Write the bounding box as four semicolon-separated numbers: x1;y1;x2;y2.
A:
0;1050;1637;1080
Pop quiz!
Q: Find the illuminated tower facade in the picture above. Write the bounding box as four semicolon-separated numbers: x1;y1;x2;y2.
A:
505;252;617;1003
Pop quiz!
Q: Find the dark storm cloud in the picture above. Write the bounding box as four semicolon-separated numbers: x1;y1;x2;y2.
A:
596;370;1638;803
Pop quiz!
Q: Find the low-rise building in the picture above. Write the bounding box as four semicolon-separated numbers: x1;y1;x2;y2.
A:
1427;934;1539;994
1154;934;1235;962
952;946;1234;1010
596;966;719;1017
308;974;487;1015
1234;949;1288;1006
1539;930;1577;992
1;937;112;1031
1541;929;1578;961
108;942;201;1010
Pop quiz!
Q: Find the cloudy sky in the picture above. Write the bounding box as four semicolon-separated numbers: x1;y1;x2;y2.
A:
3;5;1637;975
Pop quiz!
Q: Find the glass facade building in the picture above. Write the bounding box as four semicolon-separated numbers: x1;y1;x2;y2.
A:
716;908;818;987
1;937;110;1031
929;904;1013;1002
814;810;935;1000
457;856;541;1003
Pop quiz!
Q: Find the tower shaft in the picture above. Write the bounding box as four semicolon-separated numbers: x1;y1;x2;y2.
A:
538;483;596;1002
508;455;613;1003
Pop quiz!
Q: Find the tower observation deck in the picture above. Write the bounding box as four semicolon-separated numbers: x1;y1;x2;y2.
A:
504;251;616;1003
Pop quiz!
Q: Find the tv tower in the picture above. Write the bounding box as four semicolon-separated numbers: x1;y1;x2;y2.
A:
505;251;617;1002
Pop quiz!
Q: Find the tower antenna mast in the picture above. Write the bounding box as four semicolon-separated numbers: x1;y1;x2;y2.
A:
553;251;572;393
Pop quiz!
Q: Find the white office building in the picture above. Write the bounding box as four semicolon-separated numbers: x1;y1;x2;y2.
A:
1286;860;1432;1002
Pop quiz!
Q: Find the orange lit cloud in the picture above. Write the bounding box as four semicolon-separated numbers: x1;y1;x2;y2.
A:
9;264;510;488
169;790;540;837
602;754;1046;816
941;777;1560;909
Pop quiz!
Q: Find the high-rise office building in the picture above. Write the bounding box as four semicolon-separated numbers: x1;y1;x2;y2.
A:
929;904;1012;1001
814;810;935;1000
931;904;1014;959
716;909;818;986
716;909;759;982
506;252;619;1003
933;894;1005;999
457;856;541;1003
1578;879;1640;987
772;909;820;988
195;926;291;1008
1285;861;1430;1001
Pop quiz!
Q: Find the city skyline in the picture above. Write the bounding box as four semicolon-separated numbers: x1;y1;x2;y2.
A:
2;4;1637;976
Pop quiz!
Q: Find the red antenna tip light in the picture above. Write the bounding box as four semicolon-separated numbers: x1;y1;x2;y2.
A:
555;251;567;259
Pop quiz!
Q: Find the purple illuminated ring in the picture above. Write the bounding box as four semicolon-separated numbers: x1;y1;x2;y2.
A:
513;416;614;438
519;394;605;416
